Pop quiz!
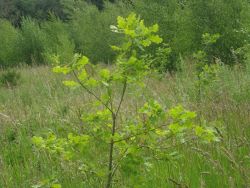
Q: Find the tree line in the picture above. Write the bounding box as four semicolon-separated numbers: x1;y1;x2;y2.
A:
0;0;249;71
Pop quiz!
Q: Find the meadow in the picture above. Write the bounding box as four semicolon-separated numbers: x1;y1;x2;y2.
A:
0;61;249;187
1;1;250;187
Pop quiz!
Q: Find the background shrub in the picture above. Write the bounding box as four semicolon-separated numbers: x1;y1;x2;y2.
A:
135;0;250;69
41;16;75;64
188;0;250;65
69;2;128;63
0;19;20;67
18;18;46;65
134;0;196;71
0;0;250;70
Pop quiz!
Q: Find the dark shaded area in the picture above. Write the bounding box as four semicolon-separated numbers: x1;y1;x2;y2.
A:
0;0;67;26
0;0;125;26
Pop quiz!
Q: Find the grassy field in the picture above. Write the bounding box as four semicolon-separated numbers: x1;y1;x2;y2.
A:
0;63;249;188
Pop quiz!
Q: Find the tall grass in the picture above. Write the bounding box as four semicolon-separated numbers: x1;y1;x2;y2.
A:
0;61;249;187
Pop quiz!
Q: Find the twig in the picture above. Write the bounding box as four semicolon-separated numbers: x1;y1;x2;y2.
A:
113;123;168;143
115;80;127;116
72;70;113;113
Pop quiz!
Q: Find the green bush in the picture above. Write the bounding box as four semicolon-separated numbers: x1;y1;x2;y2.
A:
0;19;20;67
1;0;249;69
134;0;250;69
69;2;129;63
17;16;75;65
134;0;195;71
41;16;75;64
18;18;46;65
188;0;249;65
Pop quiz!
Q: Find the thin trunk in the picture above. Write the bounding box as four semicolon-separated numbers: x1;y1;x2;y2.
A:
106;80;127;188
106;113;116;188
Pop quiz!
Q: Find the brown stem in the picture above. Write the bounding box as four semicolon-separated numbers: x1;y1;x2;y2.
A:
106;80;127;188
115;80;127;116
106;113;116;188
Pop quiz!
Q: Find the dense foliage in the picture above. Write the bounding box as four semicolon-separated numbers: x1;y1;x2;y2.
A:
0;0;250;70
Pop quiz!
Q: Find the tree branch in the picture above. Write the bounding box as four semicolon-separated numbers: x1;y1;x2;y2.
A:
72;70;113;113
115;79;127;117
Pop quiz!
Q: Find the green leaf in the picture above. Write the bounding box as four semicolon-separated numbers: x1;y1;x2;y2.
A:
53;66;71;74
141;39;152;47
149;35;163;44
110;45;122;51
86;78;98;87
99;69;111;80
151;24;159;32
78;56;89;67
32;136;45;147
62;80;79;87
117;16;126;29
78;70;88;81
125;29;136;37
51;184;62;188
